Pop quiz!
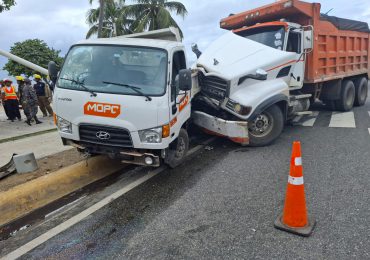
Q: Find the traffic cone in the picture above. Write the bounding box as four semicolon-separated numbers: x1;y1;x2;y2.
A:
274;141;315;237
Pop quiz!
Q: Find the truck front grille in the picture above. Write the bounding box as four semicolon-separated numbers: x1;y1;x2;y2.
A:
79;124;133;148
198;72;229;101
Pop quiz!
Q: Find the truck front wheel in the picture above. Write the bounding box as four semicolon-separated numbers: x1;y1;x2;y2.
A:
165;128;189;168
248;104;284;147
354;77;368;106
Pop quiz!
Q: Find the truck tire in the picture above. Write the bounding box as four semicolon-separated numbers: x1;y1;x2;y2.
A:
354;77;368;106
248;104;284;147
165;128;189;168
335;80;355;111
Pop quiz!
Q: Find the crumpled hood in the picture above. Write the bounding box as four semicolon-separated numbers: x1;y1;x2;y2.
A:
196;31;296;80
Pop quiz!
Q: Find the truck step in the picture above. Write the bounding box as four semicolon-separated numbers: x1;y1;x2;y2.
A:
290;94;312;100
294;111;313;116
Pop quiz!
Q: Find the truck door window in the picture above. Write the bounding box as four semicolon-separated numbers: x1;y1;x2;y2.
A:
171;51;186;101
235;26;285;50
286;30;301;54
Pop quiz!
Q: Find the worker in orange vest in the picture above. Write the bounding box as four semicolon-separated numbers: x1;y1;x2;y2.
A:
0;79;11;120
1;78;21;122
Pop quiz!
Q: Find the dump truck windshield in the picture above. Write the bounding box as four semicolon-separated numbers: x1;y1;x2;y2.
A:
57;45;168;96
235;26;285;50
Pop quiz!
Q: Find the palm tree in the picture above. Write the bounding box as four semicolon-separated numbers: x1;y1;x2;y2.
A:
124;0;187;37
86;0;134;39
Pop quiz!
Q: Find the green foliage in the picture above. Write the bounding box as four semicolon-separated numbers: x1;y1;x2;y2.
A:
0;0;16;13
86;0;187;39
86;0;134;38
125;0;188;37
3;39;64;77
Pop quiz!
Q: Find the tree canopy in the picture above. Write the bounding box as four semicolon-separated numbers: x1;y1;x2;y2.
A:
86;0;134;38
3;39;64;77
86;0;187;38
0;0;16;13
126;0;187;36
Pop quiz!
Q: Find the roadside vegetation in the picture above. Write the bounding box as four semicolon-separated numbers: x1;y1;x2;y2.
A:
86;0;187;39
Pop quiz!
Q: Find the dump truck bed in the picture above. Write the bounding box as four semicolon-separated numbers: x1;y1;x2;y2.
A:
220;0;370;83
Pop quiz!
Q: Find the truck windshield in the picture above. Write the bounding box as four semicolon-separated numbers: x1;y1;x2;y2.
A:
57;45;168;96
235;26;285;50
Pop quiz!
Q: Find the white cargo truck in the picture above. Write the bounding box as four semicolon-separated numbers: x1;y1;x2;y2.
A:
48;28;248;168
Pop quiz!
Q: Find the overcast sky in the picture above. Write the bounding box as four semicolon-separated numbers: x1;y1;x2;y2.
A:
1;0;370;80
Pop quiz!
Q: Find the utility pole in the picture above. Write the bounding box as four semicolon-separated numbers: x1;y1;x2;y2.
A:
97;0;105;38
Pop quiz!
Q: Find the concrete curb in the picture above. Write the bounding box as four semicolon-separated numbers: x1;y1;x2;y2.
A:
0;156;126;227
0;128;57;144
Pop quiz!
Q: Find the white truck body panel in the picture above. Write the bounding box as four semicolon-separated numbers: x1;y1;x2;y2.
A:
120;26;181;42
195;32;299;120
196;32;297;81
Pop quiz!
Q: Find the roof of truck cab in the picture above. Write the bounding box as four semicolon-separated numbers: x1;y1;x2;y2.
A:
75;37;183;50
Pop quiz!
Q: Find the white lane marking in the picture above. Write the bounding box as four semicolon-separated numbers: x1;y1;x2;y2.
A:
288;176;304;186
301;111;319;127
368;128;370;136
44;196;87;219
329;111;356;128
1;138;214;260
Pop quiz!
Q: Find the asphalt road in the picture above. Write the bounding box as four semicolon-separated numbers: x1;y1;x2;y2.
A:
1;94;370;259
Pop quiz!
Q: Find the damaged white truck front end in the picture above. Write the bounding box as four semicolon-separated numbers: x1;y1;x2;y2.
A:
192;31;298;146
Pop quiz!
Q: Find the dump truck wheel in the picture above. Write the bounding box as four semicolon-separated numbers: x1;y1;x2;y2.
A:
354;77;368;106
248;104;284;147
335;80;355;111
165;128;189;168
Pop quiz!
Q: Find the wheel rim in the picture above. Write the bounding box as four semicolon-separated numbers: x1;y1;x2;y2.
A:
249;113;274;138
175;137;186;159
346;86;355;107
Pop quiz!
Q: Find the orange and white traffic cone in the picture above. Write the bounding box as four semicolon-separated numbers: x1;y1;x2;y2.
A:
274;141;315;237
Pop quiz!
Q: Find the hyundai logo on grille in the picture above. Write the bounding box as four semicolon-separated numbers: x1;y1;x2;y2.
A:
96;131;111;140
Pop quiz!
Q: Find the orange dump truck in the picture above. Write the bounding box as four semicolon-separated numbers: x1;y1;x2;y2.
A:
219;0;369;111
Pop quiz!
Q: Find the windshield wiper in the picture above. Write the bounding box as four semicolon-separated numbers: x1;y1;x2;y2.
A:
60;77;97;97
102;81;152;101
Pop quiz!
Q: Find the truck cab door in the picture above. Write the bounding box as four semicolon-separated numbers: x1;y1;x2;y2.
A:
169;50;189;136
286;28;305;89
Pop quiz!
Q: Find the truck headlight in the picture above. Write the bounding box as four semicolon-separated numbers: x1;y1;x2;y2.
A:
139;127;162;143
226;99;252;116
57;116;72;133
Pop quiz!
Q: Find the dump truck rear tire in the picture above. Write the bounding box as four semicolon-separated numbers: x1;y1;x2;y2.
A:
335;80;355;111
354;77;368;107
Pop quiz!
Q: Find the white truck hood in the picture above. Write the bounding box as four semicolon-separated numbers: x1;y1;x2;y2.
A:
196;31;296;80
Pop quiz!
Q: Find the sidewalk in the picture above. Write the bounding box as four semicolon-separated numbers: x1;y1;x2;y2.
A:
0;104;73;166
0;131;73;166
0;103;56;141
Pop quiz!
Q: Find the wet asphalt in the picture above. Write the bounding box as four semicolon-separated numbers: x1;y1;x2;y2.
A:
1;94;370;260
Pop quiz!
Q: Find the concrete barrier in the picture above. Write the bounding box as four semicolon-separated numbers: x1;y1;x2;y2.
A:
0;156;126;227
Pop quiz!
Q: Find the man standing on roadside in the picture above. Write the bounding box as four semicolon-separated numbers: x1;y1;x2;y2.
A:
33;74;53;117
23;78;42;125
1;78;21;122
16;75;29;119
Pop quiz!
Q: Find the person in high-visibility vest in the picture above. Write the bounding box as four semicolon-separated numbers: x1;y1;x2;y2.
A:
1;78;21;122
0;79;11;120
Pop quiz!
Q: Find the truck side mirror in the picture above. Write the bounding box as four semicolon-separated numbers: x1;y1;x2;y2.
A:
303;29;313;51
178;69;192;91
48;61;58;83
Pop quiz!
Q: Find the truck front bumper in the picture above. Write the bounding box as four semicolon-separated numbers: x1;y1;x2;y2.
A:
192;111;249;145
63;138;161;167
